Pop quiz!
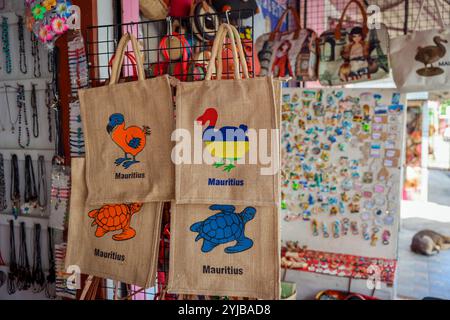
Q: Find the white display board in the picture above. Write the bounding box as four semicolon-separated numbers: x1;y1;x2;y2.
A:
281;88;405;259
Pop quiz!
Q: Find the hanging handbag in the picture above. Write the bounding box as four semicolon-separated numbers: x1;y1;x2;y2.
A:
190;0;220;42
79;33;175;205
175;23;280;206
255;6;318;81
65;158;162;288
139;0;169;20
318;0;390;86
391;0;450;92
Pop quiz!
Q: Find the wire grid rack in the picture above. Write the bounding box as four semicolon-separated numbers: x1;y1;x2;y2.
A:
85;9;255;87
83;0;450;301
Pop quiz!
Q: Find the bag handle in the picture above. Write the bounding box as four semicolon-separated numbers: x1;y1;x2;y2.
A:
269;6;302;41
412;0;446;31
205;24;249;80
108;51;139;80
109;33;146;85
335;0;369;40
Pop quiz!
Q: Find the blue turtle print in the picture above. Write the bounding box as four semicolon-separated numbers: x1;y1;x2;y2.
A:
190;205;256;254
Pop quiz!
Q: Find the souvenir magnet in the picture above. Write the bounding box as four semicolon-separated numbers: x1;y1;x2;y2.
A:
351;221;359;235
322;222;329;238
382;230;391;245
362;223;370;240
312;219;319;236
333;220;340;238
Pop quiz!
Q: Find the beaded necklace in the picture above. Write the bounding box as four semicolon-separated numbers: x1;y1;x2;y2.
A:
17;85;30;148
32;224;46;293
0;153;6;211
31;33;41;78
17;15;27;74
7;220;17;295
31;83;40;138
10;154;20;219
45;82;54;142
3;86;19;133
45;227;56;299
23;154;38;214
1;16;12;74
17;221;32;291
37;155;48;212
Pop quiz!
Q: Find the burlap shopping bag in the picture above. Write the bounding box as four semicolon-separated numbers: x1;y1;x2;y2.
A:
79;33;174;205
66;158;163;288
175;24;280;206
168;203;280;299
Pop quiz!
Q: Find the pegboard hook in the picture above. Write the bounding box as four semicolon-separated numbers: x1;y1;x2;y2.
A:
166;16;172;35
225;10;231;25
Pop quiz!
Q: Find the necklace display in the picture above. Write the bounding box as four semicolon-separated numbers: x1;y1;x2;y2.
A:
31;33;41;78
49;158;70;230
31;83;40;138
3;86;19;133
45;227;56;299
37;155;48;212
22;154;38;214
1;16;12;74
17;84;31;148
32;224;46;293
17;221;32;291
17;15;27;75
0;153;6;211
7;220;17;295
10;154;20;219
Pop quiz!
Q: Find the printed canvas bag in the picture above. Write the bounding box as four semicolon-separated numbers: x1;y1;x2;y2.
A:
391;0;450;92
168;203;280;299
79;33;174;205
255;6;318;81
318;0;390;86
66;158;162;288
175;23;280;206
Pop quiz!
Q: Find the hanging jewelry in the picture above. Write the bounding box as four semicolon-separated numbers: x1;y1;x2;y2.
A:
10;154;20;219
48;49;54;73
45;82;54;142
31;83;40;138
0;153;6;211
17;15;28;74
32;224;46;293
7;220;17;295
17;84;30;148
45;227;56;299
23;154;38;215
31;33;41;78
1;16;12;74
3;86;19;133
37;155;47;212
17;221;32;291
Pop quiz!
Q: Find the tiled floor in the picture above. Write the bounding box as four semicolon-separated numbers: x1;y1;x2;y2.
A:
397;217;450;300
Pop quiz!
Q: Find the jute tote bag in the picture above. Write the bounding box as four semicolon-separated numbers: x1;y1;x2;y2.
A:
391;0;450;92
79;33;174;205
175;24;280;206
66;158;163;288
168;203;280;299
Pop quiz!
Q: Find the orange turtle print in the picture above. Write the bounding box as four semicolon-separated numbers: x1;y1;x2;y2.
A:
88;203;143;241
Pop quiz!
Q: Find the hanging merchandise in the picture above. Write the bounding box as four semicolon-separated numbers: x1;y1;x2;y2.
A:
18;15;28;74
139;0;169;20
22;154;38;214
391;0;450;92
31;224;46;293
318;0;390;86
10;154;20;219
169;203;280;299
190;0;220;42
175;24;280;206
37;156;48;212
66;158;163;288
45;81;54;143
211;0;258;20
17;84;31;149
170;0;193;18
49;158;70;230
31;33;42;78
45;227;56;299
68;31;89;96
3;86;19;134
280;88;405;283
0;237;5;288
7;220;17;294
168;24;280;300
255;6;318;81
31;84;40;138
55;243;76;299
0;153;6;211
1;16;12;74
25;0;80;48
79;33;174;205
17;222;32;291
